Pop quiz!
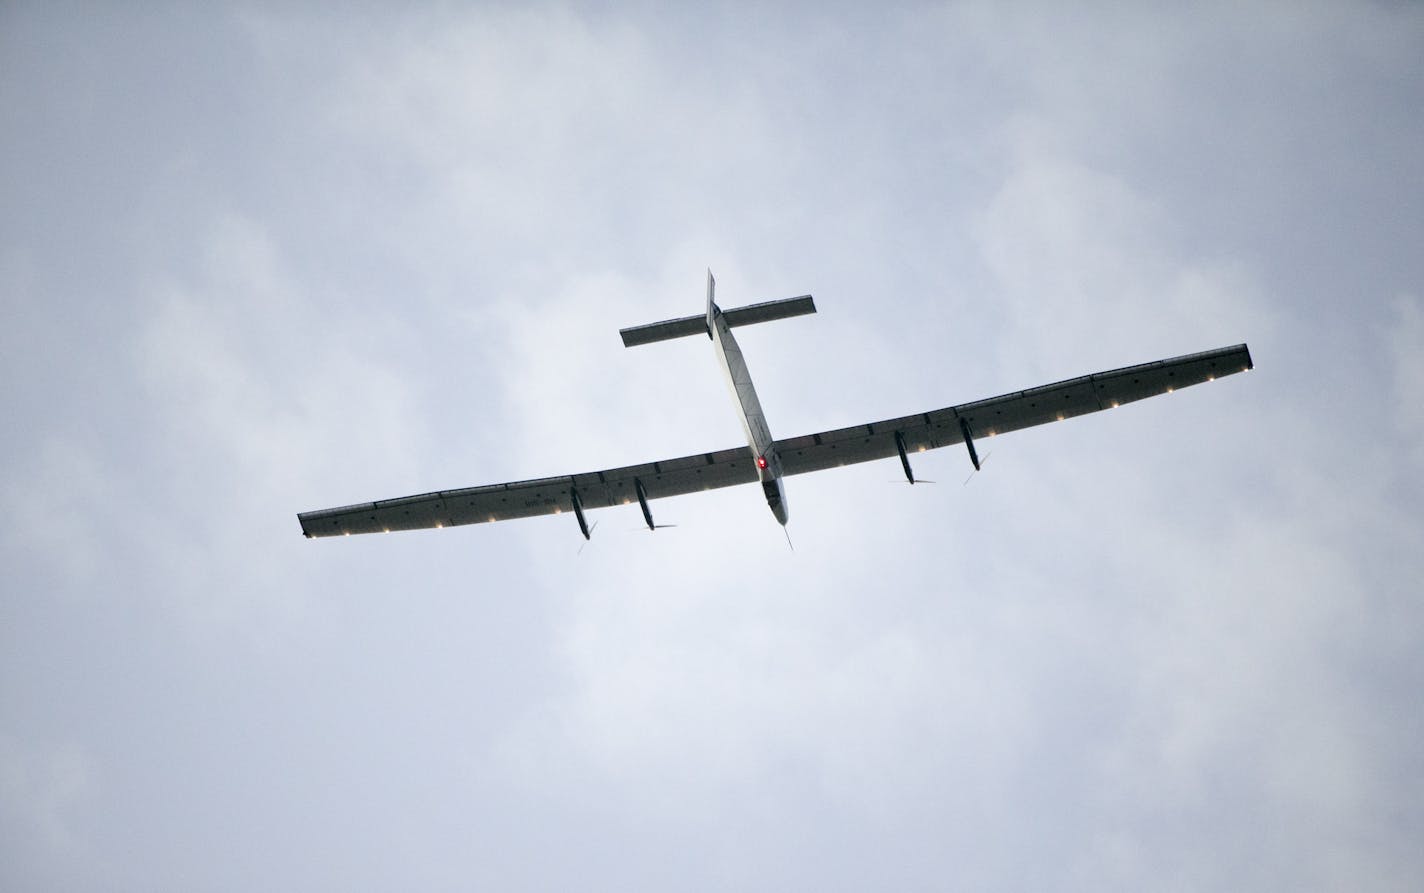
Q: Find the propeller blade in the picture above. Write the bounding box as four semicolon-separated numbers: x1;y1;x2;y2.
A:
962;451;993;486
577;520;599;554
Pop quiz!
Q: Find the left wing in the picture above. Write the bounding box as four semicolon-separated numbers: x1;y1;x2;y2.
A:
298;444;756;538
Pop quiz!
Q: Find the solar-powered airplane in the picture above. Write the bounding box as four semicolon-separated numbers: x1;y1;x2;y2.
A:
298;272;1252;540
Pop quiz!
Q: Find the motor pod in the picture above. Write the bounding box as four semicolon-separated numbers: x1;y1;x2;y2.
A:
569;486;591;539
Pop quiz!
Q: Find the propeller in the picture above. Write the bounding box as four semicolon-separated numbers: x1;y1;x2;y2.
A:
576;520;599;555
962;451;993;486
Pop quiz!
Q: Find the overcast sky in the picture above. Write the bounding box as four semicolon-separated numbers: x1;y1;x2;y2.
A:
3;3;1422;890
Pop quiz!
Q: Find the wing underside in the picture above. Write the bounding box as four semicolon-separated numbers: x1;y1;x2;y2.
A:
776;343;1253;476
297;343;1251;537
298;444;759;537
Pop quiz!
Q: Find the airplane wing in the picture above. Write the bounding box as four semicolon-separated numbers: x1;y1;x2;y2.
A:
775;343;1253;476
298;343;1251;537
298;443;758;537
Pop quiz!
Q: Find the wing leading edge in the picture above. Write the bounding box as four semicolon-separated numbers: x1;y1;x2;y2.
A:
297;343;1251;538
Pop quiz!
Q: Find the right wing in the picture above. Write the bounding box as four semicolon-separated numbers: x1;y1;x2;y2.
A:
775;343;1253;476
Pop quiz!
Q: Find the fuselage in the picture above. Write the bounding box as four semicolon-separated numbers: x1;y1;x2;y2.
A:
710;304;789;525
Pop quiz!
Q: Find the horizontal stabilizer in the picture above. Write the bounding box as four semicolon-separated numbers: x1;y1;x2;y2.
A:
723;295;816;328
619;313;708;347
620;294;816;347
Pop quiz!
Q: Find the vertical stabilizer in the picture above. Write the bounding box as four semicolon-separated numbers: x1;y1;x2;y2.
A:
705;269;717;338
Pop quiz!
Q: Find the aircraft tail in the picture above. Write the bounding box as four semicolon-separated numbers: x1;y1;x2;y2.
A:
619;273;816;348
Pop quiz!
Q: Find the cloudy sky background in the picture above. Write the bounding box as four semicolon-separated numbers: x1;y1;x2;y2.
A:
3;2;1421;889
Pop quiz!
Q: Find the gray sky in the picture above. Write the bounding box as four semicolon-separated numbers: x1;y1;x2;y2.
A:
3;2;1421;890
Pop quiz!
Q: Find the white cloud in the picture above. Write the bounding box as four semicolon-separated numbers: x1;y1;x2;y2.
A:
0;436;112;588
129;214;432;632
0;733;92;860
975;152;1274;379
1386;294;1424;464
